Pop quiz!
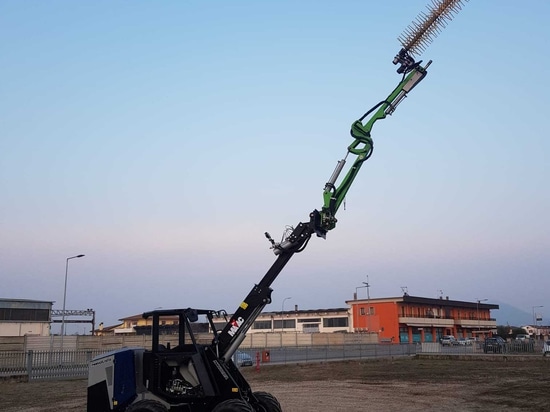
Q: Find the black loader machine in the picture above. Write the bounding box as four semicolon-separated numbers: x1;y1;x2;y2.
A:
87;1;469;411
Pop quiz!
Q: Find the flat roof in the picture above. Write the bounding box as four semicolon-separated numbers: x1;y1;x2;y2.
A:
346;295;499;310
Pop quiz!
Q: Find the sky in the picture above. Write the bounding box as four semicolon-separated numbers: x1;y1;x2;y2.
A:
1;1;549;333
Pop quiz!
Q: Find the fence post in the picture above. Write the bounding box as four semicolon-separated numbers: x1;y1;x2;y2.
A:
26;350;33;381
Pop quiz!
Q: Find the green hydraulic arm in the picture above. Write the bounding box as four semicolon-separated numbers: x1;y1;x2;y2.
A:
318;58;431;235
317;0;471;234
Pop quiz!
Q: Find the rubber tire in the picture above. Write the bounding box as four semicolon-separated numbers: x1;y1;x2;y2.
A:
126;400;168;412
253;391;282;412
211;399;255;412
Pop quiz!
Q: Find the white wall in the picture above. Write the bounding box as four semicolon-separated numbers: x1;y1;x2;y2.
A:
0;322;50;337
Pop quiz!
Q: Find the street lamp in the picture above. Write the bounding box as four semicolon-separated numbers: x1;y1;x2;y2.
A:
61;254;85;349
354;277;372;332
364;278;371;333
532;305;543;339
354;281;370;299
476;299;488;336
354;285;366;300
281;297;292;332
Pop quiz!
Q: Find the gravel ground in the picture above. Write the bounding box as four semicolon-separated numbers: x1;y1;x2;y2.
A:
1;357;549;411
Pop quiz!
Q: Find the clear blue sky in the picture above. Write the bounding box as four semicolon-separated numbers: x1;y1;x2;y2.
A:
1;1;549;332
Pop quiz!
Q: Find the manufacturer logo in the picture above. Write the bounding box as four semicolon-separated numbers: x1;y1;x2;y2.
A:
227;317;244;337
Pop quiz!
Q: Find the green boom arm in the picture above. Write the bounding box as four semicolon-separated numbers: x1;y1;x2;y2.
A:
317;59;432;235
219;58;432;361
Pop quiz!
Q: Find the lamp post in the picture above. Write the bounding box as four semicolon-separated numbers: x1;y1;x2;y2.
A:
354;277;371;332
364;278;371;333
476;298;488;336
532;305;543;339
281;297;292;332
61;254;85;350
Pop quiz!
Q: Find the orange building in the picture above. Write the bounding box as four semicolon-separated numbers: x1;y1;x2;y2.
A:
347;294;499;343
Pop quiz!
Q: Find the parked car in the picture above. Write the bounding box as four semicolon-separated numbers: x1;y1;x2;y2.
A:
466;337;478;345
515;334;531;341
440;335;458;346
457;337;472;346
483;337;507;353
233;350;254;367
510;338;535;353
543;341;550;357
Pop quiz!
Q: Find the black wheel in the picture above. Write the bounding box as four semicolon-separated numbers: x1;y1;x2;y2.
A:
126;400;168;412
212;399;255;412
253;391;282;412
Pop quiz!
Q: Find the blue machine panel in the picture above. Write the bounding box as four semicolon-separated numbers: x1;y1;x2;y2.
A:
113;349;137;407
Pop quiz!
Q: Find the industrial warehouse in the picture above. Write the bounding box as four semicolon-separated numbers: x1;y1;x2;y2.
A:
0;294;501;344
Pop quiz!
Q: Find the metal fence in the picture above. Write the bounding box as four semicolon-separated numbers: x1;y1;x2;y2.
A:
420;340;544;355
1;340;545;381
0;343;416;381
0;349;105;381
240;343;417;365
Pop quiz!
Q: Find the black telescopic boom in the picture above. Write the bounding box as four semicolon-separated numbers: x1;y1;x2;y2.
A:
217;220;314;360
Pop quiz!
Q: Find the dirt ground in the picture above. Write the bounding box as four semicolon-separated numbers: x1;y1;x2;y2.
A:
1;356;549;411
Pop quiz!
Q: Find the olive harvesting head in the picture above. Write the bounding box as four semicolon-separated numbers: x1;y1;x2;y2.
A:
398;0;469;57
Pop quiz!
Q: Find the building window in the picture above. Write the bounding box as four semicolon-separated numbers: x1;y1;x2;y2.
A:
399;326;409;343
283;319;295;329
298;318;321;323
323;317;348;328
0;308;49;321
360;308;365;316
368;307;375;315
252;320;272;330
273;319;296;329
303;324;320;333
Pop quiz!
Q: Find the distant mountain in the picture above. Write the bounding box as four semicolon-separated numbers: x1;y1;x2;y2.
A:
493;301;532;327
